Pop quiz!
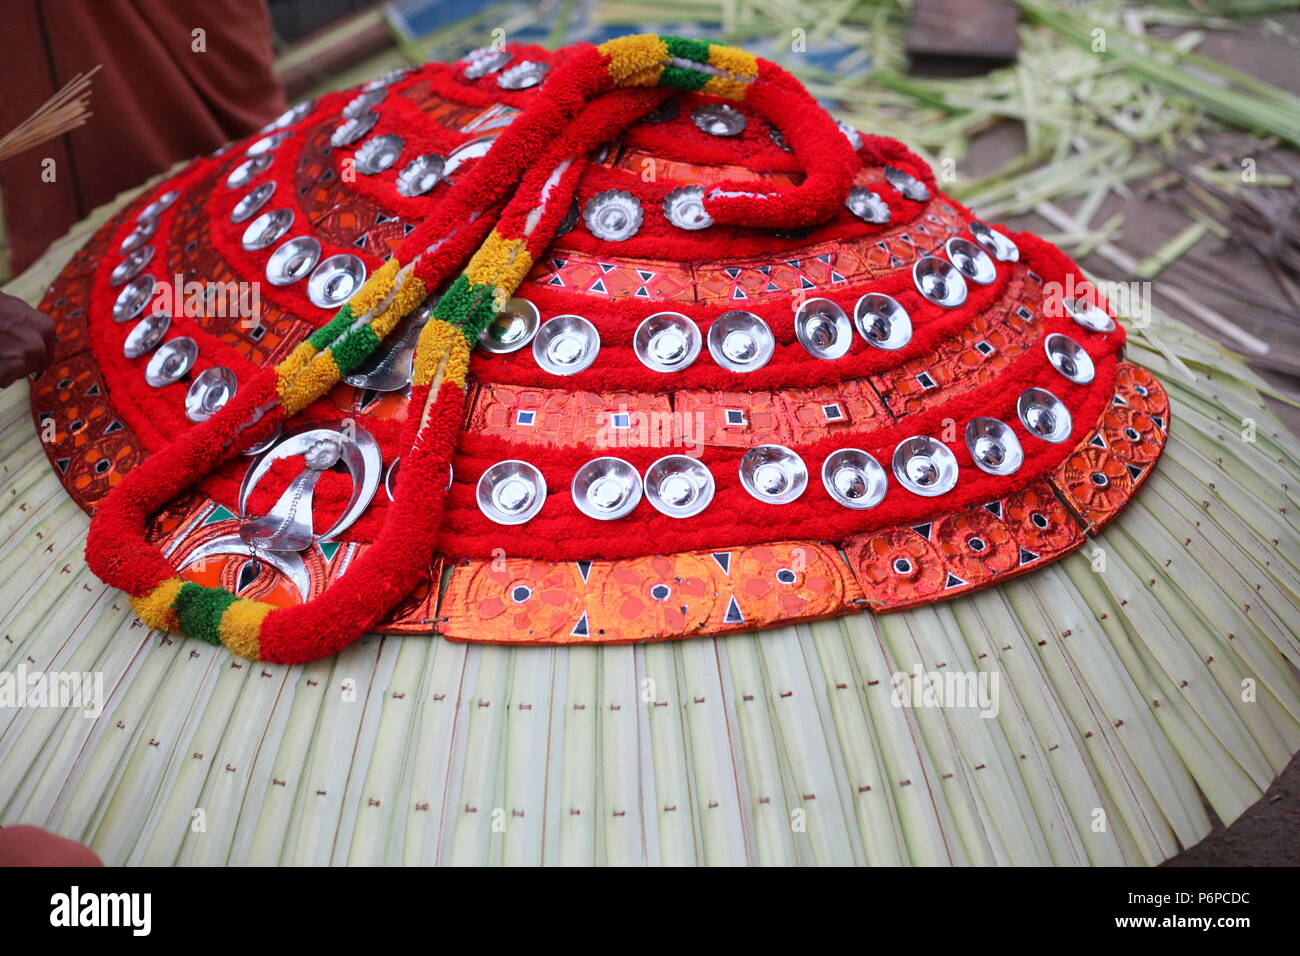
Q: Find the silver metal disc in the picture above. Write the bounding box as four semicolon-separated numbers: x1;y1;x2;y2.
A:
945;236;997;285
113;274;156;323
140;190;179;219
739;444;809;504
355;134;404;175
821;448;887;509
476;459;546;525
884;165;930;202
185;366;238;422
109;244;154;287
1063;296;1116;333
123;312;170;359
845;187;890;224
343;90;385;120
119;215;158;255
241;208;295;251
246;131;289;157
395;154;445;196
225;153;272;190
1017;387;1073;443
144;337;198;387
663;186;713;230
330;110;379;148
266;236;322;286
572;457;643;520
794;297;852;360
891;436;959;496
1044;333;1095;384
533;314;599;375
707;310;774;372
583;189;643;241
854;293;912;350
644;455;715;518
480;297;540;354
968;219;1019;262
692;103;746;136
498;60;550;89
462;49;512;80
307;254;366;308
964;417;1024;475
231;181;275;223
634;312;701;372
912;255;969;308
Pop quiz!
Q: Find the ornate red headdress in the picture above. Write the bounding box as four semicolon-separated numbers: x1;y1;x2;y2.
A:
33;35;1167;663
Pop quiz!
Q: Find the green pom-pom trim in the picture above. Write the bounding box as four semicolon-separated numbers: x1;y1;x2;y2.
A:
435;274;474;326
307;304;354;351
332;324;381;374
174;582;239;646
458;283;500;341
664;36;711;65
659;64;710;92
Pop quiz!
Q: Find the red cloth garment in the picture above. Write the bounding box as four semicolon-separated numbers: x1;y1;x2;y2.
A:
0;0;285;275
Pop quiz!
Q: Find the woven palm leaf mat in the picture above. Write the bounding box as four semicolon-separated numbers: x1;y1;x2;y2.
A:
1;177;1299;866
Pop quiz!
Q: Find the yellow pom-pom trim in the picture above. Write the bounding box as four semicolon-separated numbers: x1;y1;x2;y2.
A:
599;34;668;88
130;577;185;632
411;318;462;388
370;274;428;340
443;332;471;389
348;257;401;318
465;232;528;289
280;350;342;416
703;45;757;100
275;339;318;383
218;599;272;660
706;44;757;79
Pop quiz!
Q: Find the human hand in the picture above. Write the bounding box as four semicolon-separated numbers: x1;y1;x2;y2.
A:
0;291;57;387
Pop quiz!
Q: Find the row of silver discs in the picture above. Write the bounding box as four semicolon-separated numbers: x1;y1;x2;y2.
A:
478;220;1099;376
480;297;792;374
229;86;535;308
227;131;370;310
475;384;1079;524
459;47;551;88
789;224;1015;360
329;89;507;197
106;191;240;422
583;162;927;240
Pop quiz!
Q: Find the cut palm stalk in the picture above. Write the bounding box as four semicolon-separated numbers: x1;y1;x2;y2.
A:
555;645;598;865
808;619;908;866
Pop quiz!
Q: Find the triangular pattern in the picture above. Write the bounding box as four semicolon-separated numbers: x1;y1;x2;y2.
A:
723;595;744;624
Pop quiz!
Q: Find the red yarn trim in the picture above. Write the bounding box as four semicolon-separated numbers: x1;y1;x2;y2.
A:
437;329;1118;561
479;238;1031;394
257;379;466;663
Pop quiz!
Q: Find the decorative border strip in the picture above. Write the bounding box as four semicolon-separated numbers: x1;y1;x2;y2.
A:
435;361;1168;644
